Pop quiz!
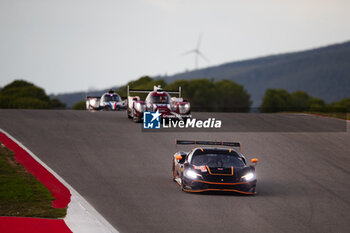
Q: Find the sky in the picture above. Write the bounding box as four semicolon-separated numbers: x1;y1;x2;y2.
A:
1;0;350;94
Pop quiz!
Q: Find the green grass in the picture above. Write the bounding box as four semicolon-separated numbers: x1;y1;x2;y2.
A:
281;111;349;120
0;143;66;218
307;112;350;120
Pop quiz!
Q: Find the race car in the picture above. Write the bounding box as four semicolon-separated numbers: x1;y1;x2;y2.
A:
172;140;258;194
86;89;126;111
126;85;192;122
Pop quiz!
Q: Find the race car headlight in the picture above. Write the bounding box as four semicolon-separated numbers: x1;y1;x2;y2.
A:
241;172;255;181
185;169;202;179
179;103;190;114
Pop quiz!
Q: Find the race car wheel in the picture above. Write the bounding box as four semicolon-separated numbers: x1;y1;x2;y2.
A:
132;109;141;123
181;178;187;191
127;109;132;118
105;106;112;111
249;186;256;193
172;160;176;181
133;116;141;123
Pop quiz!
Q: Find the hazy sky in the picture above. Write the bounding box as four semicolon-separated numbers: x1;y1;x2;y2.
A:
1;0;350;94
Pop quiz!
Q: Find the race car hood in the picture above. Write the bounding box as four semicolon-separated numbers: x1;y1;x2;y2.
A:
203;166;252;179
153;104;171;115
207;166;234;175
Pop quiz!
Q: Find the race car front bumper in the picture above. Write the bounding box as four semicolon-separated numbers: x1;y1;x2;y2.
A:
182;178;257;194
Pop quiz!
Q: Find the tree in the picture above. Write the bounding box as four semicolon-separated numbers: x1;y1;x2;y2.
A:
290;91;310;111
118;77;252;112
72;101;86;110
0;80;50;109
215;80;251;112
167;79;251;112
117;76;167;99
182;79;217;111
50;98;66;109
309;97;326;112
165;79;190;95
0;80;66;109
260;88;331;113
328;98;350;113
260;89;292;113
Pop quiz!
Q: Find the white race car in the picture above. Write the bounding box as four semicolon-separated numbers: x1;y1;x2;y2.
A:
86;89;126;111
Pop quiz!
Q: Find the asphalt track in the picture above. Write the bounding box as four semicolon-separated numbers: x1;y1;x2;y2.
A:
0;110;349;233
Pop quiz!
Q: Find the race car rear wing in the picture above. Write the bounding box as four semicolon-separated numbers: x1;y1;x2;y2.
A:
86;96;101;99
176;140;241;148
127;85;181;97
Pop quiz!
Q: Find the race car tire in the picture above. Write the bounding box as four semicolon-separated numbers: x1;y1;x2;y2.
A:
133;116;141;123
181;178;186;191
249;186;256;193
105;106;112;111
172;160;176;181
127;109;132;118
132;109;141;123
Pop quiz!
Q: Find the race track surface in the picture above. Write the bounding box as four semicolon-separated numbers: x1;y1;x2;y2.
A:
0;110;349;233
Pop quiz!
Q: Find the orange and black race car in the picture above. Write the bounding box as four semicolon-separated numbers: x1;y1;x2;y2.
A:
172;140;258;194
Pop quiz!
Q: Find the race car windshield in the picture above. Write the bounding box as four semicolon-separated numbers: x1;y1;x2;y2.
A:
104;95;120;102
150;95;170;104
191;154;245;168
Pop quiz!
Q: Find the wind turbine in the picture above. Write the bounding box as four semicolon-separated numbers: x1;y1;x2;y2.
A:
182;34;209;69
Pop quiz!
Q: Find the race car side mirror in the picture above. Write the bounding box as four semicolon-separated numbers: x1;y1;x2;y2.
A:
174;154;183;160
251;158;258;166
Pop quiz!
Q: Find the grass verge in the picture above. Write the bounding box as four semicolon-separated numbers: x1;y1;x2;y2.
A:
0;142;66;218
307;112;350;120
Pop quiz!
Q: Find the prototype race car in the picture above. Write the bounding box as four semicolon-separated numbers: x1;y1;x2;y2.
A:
126;85;192;122
172;140;258;194
86;89;126;111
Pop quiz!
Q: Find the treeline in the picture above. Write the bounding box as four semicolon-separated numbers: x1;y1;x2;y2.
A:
0;80;66;109
116;76;252;112
1;78;349;114
260;89;350;113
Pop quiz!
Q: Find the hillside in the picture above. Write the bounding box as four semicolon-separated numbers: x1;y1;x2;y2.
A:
159;41;350;106
52;41;350;108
